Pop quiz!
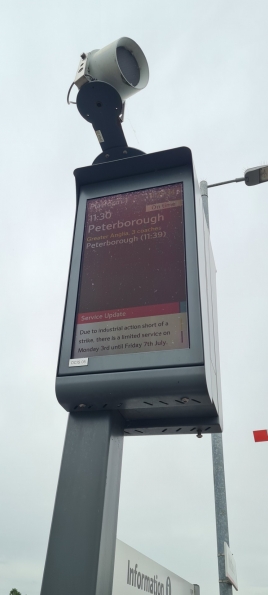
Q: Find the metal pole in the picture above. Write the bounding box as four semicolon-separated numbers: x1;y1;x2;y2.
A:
40;411;124;595
207;177;244;188
200;180;232;595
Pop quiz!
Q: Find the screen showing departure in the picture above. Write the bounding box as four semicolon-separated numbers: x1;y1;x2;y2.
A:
72;182;189;358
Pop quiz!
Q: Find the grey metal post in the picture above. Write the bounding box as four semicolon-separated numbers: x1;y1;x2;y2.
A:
40;411;124;595
200;180;232;595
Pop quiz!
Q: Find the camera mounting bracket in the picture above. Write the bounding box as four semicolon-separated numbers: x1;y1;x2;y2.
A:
76;80;144;164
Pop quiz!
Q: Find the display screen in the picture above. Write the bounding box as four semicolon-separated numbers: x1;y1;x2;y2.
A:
72;182;189;358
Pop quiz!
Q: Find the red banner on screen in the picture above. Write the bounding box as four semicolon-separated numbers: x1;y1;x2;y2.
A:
77;302;180;324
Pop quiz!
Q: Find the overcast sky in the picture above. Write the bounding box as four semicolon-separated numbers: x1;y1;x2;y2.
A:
1;1;268;594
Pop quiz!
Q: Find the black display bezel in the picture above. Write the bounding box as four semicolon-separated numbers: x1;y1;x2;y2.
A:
58;163;204;377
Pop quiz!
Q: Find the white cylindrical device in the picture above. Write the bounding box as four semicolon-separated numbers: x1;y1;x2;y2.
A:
87;37;149;101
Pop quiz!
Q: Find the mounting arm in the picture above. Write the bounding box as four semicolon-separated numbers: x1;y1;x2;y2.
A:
76;81;144;164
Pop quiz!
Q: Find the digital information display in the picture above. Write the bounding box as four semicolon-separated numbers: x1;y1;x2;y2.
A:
72;182;189;358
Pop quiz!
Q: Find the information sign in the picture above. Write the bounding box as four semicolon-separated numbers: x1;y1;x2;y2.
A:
56;147;223;435
113;539;197;595
72;182;189;359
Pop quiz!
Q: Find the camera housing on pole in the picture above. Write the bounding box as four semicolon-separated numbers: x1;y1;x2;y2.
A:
74;37;149;100
56;146;223;435
68;37;149;164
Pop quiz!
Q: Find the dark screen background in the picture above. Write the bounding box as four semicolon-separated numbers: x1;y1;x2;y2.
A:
76;183;187;313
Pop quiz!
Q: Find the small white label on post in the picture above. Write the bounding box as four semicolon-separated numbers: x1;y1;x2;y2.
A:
95;130;104;143
224;542;238;591
69;358;88;367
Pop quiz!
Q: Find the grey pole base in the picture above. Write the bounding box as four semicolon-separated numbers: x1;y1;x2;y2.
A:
211;433;232;595
40;411;124;595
